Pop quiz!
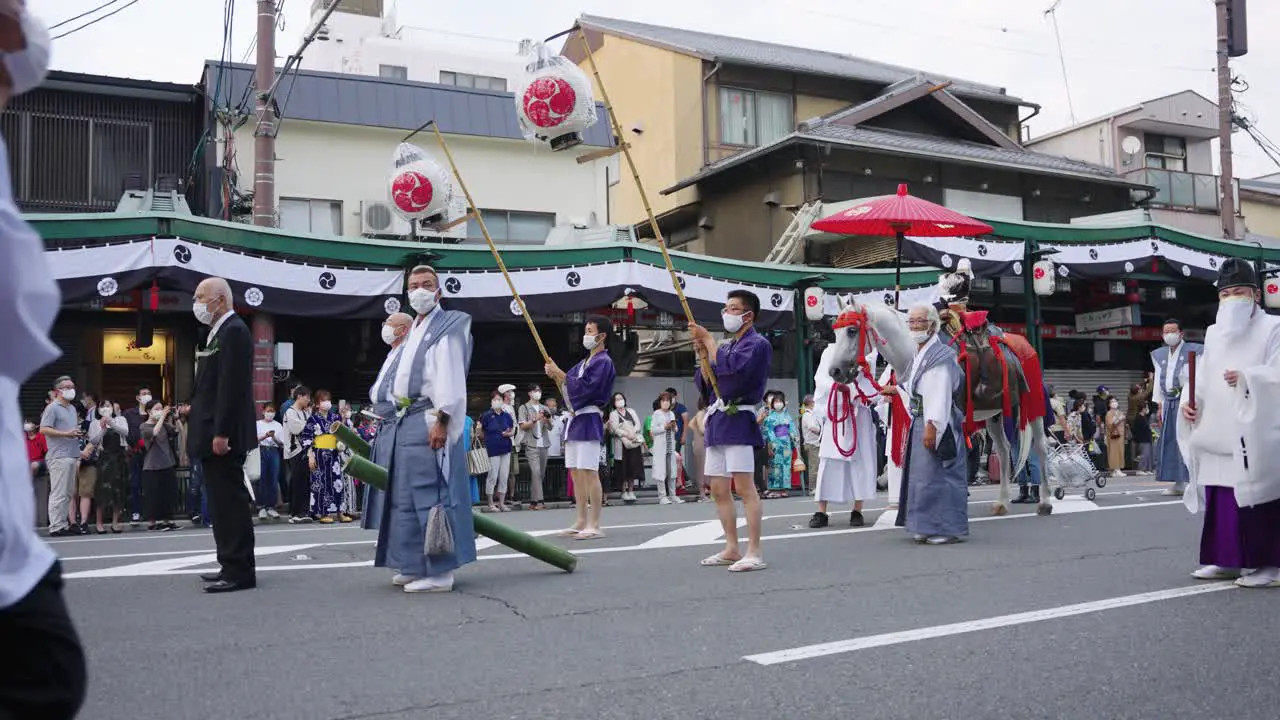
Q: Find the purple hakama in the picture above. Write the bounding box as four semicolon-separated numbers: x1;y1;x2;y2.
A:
1200;486;1280;568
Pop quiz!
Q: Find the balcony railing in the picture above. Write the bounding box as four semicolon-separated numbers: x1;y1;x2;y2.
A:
1123;167;1236;213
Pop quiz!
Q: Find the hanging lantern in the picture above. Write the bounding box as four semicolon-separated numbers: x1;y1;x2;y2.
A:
149;280;160;311
803;286;826;322
514;41;598;151
1265;279;1280;309
387;142;455;224
1032;260;1055;296
1126;291;1140;304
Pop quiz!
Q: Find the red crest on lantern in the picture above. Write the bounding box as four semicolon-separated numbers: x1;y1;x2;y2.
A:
513;42;598;151
387;142;455;223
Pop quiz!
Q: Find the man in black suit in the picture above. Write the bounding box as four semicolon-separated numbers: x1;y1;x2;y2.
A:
188;277;258;593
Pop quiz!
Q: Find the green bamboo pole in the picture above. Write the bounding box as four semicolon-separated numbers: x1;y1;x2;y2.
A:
329;421;370;458
341;455;578;573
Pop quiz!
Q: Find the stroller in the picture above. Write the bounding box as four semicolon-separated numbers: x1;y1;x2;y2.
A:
1046;435;1105;501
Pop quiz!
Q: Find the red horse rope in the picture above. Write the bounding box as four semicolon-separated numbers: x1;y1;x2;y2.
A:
514;41;598;151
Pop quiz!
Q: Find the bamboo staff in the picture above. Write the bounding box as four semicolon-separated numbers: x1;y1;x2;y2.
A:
571;29;724;401
420;121;572;409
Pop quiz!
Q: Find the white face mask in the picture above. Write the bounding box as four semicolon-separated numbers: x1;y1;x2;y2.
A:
150;410;164;421
723;311;745;334
773;401;784;411
1163;333;1181;347
192;301;214;326
99;407;113;418
614;399;626;409
60;388;75;401
408;288;439;315
23;423;35;433
530;391;542;402
660;402;670;410
139;394;152;405
319;400;332;411
380;325;400;346
1109;402;1118;410
1216;295;1255;335
264;412;275;421
910;330;931;345
491;400;503;410
582;333;599;351
2;11;51;96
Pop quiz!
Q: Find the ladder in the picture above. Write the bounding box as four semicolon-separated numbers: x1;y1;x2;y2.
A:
763;201;822;265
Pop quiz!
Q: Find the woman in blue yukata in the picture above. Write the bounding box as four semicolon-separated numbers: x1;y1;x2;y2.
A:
761;391;796;498
302;389;350;523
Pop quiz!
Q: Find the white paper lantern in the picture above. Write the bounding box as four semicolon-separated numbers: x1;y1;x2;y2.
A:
514;42;598;151
387;142;454;223
1265;278;1280;309
1032;260;1055;296
803;286;825;322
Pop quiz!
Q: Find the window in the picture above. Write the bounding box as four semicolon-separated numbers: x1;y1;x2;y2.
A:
466;209;554;244
719;87;792;147
379;64;408;80
439;71;507;92
1144;133;1187;172
279;198;342;235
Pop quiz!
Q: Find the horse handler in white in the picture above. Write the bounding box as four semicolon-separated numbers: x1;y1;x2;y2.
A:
809;344;878;528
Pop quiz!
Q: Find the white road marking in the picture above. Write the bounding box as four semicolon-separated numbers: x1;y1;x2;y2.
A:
742;583;1236;666
58;540;374;563
1046;496;1100;513
637;518;742;549
65;499;1187;579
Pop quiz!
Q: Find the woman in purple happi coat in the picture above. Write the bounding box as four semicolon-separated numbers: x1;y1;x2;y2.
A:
545;315;617;540
690;290;773;573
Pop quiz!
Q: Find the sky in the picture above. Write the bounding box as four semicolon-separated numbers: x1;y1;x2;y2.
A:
45;0;1280;179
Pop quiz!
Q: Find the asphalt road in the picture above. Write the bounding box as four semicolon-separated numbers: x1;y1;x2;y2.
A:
57;479;1280;720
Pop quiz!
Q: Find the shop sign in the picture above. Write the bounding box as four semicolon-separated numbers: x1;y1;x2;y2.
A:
103;331;168;365
998;324;1205;342
1074;305;1140;334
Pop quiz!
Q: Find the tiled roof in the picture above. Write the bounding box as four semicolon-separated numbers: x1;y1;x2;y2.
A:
662;125;1142;195
203;62;612;146
1241;179;1280;198
577;15;1027;106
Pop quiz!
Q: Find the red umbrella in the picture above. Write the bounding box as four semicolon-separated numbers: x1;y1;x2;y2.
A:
810;183;994;306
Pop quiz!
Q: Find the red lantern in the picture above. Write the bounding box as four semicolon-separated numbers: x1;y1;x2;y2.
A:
514;42;598;151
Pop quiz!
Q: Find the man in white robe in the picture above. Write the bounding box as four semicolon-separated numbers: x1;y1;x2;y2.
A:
1179;259;1280;588
809;346;878;528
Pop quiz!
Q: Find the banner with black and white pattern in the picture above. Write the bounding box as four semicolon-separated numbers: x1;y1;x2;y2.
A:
438;260;795;328
48;237;405;318
900;235;1025;277
1040;237;1230;281
821;284;938;316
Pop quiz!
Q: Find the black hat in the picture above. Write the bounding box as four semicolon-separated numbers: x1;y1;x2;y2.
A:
1216;258;1257;291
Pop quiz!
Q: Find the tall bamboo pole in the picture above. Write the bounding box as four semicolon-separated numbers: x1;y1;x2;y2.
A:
573;30;723;400
422;122;570;408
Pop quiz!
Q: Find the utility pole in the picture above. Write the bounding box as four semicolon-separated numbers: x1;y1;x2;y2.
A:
252;0;277;228
1215;0;1244;239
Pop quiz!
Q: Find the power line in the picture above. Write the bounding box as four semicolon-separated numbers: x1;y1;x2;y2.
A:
50;0;127;30
51;0;142;41
1044;1;1077;124
51;0;142;40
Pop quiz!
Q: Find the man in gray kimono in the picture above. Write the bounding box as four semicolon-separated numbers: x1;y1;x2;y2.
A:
365;266;476;593
887;304;967;544
1152;318;1202;496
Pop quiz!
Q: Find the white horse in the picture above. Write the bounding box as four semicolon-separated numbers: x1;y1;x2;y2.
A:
827;296;1053;517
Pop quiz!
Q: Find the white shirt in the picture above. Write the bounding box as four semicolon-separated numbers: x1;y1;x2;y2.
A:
548;413;566;457
282;406;308;459
392;308;470;444
369;343;405;404
906;335;952;436
1163;341;1184;395
208;309;234;341
87;414;129;450
257;419;284;448
0;134;59;608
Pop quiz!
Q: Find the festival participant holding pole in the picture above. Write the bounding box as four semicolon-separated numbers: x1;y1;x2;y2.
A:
690;290;773;572
545;316;616;540
366;266;476;594
1178;259;1280;588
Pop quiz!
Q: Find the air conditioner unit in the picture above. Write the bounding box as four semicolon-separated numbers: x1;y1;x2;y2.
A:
360;200;410;237
416;194;470;242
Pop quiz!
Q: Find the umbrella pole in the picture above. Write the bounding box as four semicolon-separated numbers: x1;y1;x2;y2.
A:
424;122;571;409
893;229;905;309
575;29;722;401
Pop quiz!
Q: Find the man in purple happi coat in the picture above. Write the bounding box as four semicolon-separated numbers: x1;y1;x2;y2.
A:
545;315;616;540
690;290;773;572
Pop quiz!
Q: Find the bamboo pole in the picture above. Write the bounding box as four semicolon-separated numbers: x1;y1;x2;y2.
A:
573;29;723;400
328;421;370;458
422;121;571;409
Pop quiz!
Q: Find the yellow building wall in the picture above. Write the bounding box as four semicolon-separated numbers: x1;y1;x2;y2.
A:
704;84;851;163
577;34;703;226
795;95;850;123
1244;199;1280;237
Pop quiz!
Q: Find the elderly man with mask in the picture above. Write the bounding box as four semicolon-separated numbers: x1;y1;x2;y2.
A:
884;304;967;545
0;3;88;714
366;267;476;593
361;311;413;533
1179;259;1280;588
